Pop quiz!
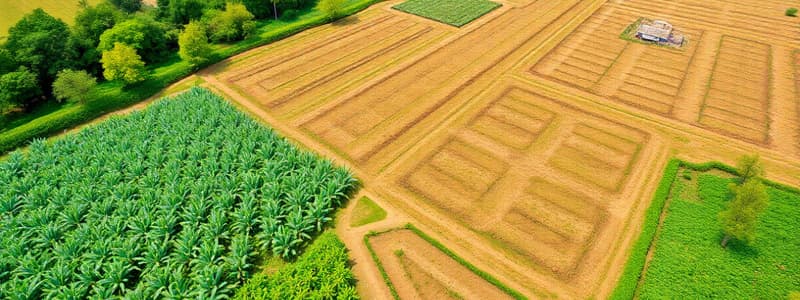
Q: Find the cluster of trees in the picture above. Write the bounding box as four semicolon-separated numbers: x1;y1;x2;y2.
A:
718;155;770;248
0;0;347;120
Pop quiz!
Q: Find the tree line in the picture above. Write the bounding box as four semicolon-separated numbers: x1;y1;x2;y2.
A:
0;0;346;121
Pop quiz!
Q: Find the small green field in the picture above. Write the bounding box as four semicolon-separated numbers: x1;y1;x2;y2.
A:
0;0;102;38
393;0;501;27
350;196;387;227
615;162;800;299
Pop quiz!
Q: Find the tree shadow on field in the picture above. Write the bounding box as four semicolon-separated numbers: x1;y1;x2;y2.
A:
717;233;760;259
332;15;360;26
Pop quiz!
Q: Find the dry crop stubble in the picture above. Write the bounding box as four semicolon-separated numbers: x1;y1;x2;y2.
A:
380;81;660;296
527;0;799;151
219;12;451;121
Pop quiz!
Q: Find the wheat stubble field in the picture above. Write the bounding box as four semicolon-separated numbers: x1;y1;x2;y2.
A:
199;0;800;298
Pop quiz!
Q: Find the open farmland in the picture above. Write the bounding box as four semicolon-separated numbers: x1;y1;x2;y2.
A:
0;88;356;298
186;0;800;298
529;0;800;149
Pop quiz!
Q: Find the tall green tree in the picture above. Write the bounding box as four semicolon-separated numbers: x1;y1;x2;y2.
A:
0;49;16;74
71;3;125;77
736;154;764;183
97;16;169;63
0;67;42;112
166;0;206;25
239;0;271;19
178;21;212;65
109;0;142;13
74;3;125;44
206;3;256;42
101;43;147;85
4;9;75;87
317;0;346;21
52;69;97;103
719;179;769;247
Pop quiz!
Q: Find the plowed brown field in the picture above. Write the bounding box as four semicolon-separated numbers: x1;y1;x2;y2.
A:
197;0;800;298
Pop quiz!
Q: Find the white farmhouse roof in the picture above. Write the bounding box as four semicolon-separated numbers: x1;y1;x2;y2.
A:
637;20;672;40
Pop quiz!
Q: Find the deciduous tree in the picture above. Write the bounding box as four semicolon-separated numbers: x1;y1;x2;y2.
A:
4;9;75;86
719;179;769;247
736;154;764;183
109;0;142;13
206;3;256;42
101;43;147;85
98;16;169;63
53;69;97;103
179;21;212;65
0;67;42;112
317;0;346;21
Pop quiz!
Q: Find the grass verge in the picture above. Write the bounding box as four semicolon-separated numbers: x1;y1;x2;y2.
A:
350;196;387;227
392;0;500;27
0;0;383;154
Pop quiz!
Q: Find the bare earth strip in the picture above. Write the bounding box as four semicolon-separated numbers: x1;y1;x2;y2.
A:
188;0;800;298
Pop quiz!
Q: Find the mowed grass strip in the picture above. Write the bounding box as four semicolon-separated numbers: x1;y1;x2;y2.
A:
392;0;501;27
615;162;800;299
350;196;387;227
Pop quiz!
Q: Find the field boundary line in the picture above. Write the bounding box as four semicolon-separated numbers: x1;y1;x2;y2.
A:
508;74;800;174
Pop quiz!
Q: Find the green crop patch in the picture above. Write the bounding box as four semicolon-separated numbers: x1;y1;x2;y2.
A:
393;0;501;27
613;161;800;299
0;88;357;298
350;196;387;227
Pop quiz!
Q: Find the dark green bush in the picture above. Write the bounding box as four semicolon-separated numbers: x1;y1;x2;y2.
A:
786;8;798;17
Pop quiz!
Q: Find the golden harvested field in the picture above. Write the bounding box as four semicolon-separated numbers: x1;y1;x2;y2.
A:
198;0;800;298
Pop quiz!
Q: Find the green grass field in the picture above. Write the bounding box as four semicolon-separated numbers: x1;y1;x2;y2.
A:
635;169;800;298
0;0;102;38
393;0;500;27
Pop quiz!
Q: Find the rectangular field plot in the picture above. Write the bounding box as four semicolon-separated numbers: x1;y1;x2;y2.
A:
221;12;449;119
531;7;701;116
699;36;771;143
548;122;647;192
394;86;651;286
366;228;521;300
393;0;501;27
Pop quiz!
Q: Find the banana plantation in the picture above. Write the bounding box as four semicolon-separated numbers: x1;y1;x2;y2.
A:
0;88;358;299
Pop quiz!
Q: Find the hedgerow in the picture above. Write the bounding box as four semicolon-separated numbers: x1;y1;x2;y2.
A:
0;88;357;298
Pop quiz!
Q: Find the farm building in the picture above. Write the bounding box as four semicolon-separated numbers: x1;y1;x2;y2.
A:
636;19;685;47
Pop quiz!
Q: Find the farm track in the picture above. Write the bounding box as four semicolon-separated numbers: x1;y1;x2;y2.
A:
182;0;800;298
